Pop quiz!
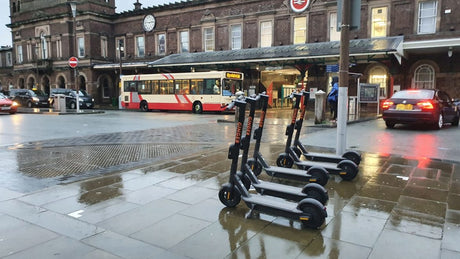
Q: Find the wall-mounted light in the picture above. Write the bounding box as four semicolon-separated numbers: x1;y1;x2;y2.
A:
448;47;453;58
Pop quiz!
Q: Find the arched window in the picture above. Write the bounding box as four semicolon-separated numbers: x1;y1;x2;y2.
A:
369;66;388;98
40;32;48;59
414;64;435;89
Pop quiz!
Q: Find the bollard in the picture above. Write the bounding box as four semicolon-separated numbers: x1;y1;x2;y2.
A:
314;90;326;124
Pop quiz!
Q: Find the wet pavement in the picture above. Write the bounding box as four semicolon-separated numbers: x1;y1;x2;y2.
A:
1;109;460;258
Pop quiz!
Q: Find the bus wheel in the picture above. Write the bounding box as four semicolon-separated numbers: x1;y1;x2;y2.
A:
140;101;149;112
193;102;203;114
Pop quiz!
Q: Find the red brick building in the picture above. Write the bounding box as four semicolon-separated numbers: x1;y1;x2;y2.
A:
7;0;460;106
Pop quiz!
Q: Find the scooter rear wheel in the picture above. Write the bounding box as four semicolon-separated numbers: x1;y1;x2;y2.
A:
276;153;294;168
337;161;358;181
297;199;326;229
247;158;262;176
218;184;241;207
302;183;329;205
307;167;329;186
342;151;361;165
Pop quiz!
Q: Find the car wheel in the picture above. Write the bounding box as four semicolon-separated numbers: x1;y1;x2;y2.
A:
27;101;33;108
452;114;459;126
434;113;443;130
385;121;395;129
69;101;76;109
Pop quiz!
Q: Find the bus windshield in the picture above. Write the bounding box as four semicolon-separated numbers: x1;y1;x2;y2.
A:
222;79;243;96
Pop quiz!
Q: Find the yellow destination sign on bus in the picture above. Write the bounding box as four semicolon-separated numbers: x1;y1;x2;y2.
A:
226;72;242;79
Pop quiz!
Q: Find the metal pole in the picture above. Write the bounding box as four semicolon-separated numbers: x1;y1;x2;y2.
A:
70;2;80;113
337;0;350;156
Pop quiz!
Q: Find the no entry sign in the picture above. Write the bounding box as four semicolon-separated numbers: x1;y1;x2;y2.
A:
290;0;312;13
69;56;78;68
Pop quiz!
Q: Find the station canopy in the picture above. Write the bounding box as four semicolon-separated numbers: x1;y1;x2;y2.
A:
148;36;404;70
93;36;403;71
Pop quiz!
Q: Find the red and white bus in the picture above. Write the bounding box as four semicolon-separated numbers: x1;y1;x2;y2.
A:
120;71;244;113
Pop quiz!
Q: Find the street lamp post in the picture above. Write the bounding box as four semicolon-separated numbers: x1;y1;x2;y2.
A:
118;41;124;103
69;1;80;112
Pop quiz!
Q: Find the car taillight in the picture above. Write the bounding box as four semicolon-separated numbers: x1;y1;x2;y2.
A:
417;101;435;111
382;100;393;110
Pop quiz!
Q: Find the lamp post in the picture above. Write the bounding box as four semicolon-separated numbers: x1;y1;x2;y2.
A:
69;1;80;112
118;40;124;98
35;44;39;89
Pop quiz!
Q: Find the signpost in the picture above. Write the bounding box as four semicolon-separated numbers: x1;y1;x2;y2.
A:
290;0;312;13
68;56;80;112
69;56;78;68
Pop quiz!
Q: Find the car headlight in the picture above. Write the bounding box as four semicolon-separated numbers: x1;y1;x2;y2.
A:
32;97;39;102
12;101;19;107
92;98;95;102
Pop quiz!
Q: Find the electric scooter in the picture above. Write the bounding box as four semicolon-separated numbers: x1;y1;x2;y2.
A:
218;98;327;229
290;91;361;165
243;92;329;186
239;93;329;205
276;91;360;181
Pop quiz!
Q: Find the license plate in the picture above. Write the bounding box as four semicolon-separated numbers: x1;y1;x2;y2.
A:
1;106;11;110
396;104;413;110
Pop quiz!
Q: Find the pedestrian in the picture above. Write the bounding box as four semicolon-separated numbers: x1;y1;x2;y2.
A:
327;76;339;121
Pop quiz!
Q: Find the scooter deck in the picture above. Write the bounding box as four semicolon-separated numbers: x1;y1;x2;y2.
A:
264;165;317;182
241;193;304;217
303;151;347;163
252;180;307;201
294;160;341;172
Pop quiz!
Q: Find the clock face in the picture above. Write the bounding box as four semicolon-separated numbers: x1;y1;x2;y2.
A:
143;14;156;32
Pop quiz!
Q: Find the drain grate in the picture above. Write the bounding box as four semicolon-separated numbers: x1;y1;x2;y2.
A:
16;143;198;179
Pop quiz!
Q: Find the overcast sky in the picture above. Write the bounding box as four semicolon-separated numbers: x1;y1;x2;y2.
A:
0;0;177;47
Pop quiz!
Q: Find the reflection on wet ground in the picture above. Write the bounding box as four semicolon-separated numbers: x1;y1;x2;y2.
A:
1;140;459;258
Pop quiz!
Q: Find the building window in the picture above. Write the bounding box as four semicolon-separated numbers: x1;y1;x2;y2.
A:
179;31;189;53
157;33;166;55
16;45;23;64
56;39;62;58
116;38;125;59
260;21;272;48
418;1;437;34
369;66;388;98
414;64;435;89
26;43;32;61
101;37;107;58
6;52;12;66
204;27;215;52
40;33;48;59
136;36;145;57
371;7;387;38
230;24;242;50
77;37;85;58
293;17;306;44
329;12;340;41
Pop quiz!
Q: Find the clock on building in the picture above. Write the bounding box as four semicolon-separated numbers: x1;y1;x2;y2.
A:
143;14;156;32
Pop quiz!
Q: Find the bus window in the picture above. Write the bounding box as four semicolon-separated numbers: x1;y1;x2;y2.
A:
138;81;151;94
223;79;242;96
160;80;174;94
124;81;137;92
175;79;189;94
191;79;203;94
204;79;220;95
152;80;160;94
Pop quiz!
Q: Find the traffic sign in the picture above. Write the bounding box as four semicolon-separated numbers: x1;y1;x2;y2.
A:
290;0;312;13
69;56;78;68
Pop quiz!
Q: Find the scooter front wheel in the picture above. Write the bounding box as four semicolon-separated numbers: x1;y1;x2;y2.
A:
342;151;361;165
276;153;294;168
337;160;358;181
307;167;329;186
302;183;329;205
247;158;262;176
218;184;241;207
297;198;326;229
